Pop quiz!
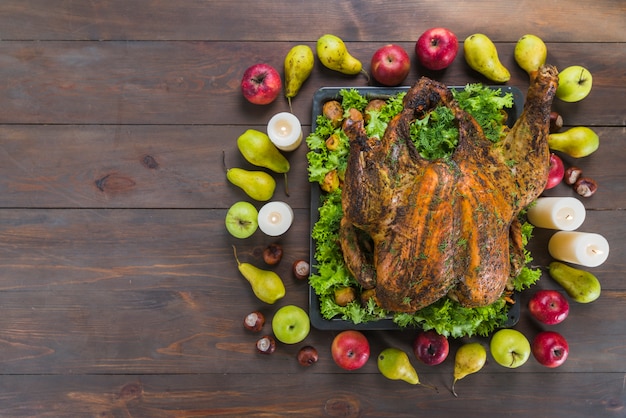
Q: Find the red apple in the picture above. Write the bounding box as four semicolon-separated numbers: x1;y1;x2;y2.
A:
415;27;459;71
528;290;570;325
241;63;282;105
412;330;449;366
545;153;565;189
331;330;370;371
532;331;569;368
370;44;411;86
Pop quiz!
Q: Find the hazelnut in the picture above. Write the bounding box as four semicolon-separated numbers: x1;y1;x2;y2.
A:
549;111;563;133
263;243;283;265
243;311;265;332
297;346;319;366
564;166;583;185
574;177;598;197
256;335;276;354
292;259;310;280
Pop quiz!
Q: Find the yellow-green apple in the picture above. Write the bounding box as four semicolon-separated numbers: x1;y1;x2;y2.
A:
331;330;370;370
415;27;459;71
241;63;282;105
490;329;531;368
225;201;258;238
528;290;569;325
545;153;565;189
532;331;569;368
556;65;592;102
412;330;449;366
271;305;310;344
370;44;411;86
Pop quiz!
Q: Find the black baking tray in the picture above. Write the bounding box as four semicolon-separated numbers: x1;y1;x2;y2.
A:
308;85;524;331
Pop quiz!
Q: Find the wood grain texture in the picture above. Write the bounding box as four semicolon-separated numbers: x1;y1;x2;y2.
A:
0;1;624;417
0;0;624;42
0;41;623;125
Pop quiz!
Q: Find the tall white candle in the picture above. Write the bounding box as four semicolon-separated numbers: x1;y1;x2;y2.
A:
258;201;294;236
527;197;586;231
267;112;302;151
548;231;610;267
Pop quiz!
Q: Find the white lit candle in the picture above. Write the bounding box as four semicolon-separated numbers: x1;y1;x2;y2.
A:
258;201;294;236
267;112;302;151
548;231;610;267
527;197;586;231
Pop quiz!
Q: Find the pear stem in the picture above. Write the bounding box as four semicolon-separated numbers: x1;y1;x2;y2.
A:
451;378;458;397
222;150;229;173
283;172;290;197
232;245;241;266
287;96;293;113
360;69;370;83
420;382;438;392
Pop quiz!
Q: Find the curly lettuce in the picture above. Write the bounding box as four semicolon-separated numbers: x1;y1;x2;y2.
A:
306;85;540;338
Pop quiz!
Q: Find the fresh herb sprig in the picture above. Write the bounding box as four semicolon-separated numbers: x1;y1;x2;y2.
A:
306;84;540;338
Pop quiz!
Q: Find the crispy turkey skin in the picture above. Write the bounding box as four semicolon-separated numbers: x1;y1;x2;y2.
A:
339;65;559;313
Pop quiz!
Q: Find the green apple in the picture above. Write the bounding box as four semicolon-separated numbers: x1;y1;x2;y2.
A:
225;201;258;239
490;329;531;368
556;65;592;102
271;305;310;344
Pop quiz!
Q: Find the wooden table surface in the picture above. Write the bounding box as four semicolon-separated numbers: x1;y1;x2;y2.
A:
0;1;624;417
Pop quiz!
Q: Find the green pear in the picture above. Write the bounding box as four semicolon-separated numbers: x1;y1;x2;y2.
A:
548;126;599;158
549;261;601;303
316;34;367;78
226;167;276;201
464;33;510;83
233;245;285;304
237;129;290;195
237;129;290;173
451;342;487;397
514;34;547;75
377;348;437;389
284;44;314;111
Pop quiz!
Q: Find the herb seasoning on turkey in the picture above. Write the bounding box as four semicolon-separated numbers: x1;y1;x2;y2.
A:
307;66;557;337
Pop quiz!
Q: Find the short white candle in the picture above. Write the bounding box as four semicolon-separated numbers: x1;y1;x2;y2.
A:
527;197;586;231
267;112;302;152
548;231;610;267
258;201;294;236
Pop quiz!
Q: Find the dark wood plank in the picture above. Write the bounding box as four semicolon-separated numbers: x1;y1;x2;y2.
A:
0;41;623;126
0;373;624;417
0;1;624;415
0;209;623;375
0;0;624;43
0;125;622;209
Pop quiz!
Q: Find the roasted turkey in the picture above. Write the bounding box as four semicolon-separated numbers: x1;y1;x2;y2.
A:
339;65;559;313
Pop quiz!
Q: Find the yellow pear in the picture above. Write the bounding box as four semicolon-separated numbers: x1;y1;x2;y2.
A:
377;348;437;389
451;342;487;397
464;33;510;83
232;246;285;304
316;34;367;78
284;45;314;110
514;34;547;75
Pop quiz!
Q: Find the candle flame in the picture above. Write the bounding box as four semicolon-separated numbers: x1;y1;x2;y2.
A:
269;211;282;224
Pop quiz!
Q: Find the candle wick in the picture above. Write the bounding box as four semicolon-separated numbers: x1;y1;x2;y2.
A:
591;249;603;255
565;214;573;220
